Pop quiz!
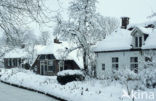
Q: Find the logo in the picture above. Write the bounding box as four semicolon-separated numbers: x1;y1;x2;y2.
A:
122;89;155;100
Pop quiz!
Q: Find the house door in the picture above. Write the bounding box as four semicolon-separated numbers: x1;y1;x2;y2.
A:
40;61;48;75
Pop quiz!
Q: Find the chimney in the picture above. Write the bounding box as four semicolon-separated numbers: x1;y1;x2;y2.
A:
121;17;129;29
54;38;62;44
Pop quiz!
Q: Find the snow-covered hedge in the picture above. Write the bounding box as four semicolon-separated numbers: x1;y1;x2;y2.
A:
57;70;84;76
57;70;84;85
112;68;138;81
139;67;156;88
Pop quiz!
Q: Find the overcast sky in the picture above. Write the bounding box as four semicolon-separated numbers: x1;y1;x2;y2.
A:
97;0;156;23
33;0;156;34
48;0;156;24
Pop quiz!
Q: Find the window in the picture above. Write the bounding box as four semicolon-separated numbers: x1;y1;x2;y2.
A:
17;59;21;66
8;59;12;66
39;55;46;59
13;59;17;66
112;57;119;71
135;37;138;47
144;57;153;68
7;59;9;66
48;61;54;71
45;65;48;71
46;54;55;59
48;61;53;66
145;57;152;62
130;57;138;73
102;64;105;71
139;37;142;47
135;37;143;48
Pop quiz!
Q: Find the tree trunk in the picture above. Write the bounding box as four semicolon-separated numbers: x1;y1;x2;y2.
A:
83;49;88;75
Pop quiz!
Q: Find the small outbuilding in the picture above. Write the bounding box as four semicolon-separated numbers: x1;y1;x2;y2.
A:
3;48;30;69
32;41;82;76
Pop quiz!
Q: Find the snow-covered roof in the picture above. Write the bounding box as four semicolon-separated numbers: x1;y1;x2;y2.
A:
142;29;156;49
137;27;153;35
35;42;69;58
34;42;83;68
128;19;156;29
94;29;132;52
94;26;156;52
4;48;29;58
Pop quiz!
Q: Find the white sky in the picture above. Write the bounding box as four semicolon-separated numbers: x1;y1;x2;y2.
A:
97;0;156;23
47;0;156;23
32;0;156;35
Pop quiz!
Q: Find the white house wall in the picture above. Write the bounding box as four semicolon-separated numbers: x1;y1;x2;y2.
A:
96;50;156;79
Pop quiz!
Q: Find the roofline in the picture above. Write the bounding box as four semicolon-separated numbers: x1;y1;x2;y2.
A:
4;57;27;59
94;48;156;53
38;53;54;55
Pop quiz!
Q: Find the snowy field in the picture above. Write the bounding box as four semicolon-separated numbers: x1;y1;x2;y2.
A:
0;82;58;101
0;68;156;101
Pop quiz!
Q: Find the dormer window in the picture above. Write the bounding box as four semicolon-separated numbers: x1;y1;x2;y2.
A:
135;36;143;48
131;27;150;49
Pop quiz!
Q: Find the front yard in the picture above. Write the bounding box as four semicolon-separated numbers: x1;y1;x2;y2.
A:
0;68;155;101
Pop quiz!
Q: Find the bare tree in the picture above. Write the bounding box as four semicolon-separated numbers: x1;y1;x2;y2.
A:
2;27;38;47
40;31;50;45
54;0;119;75
0;0;51;46
98;16;119;38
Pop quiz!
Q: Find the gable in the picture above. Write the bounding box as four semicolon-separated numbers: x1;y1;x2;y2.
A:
94;26;156;52
131;27;145;36
38;54;56;60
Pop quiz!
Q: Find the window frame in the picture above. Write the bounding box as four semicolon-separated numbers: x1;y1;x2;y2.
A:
13;59;17;67
139;37;142;47
39;55;46;60
8;59;12;67
144;57;153;68
112;57;119;71
130;57;138;73
102;64;105;71
48;60;54;71
135;36;143;48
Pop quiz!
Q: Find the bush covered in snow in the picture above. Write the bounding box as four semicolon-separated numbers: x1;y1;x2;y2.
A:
111;65;156;89
57;70;85;85
112;67;139;81
139;66;156;88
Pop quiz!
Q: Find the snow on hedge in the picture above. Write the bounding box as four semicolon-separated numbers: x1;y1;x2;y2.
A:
0;68;140;101
57;70;84;76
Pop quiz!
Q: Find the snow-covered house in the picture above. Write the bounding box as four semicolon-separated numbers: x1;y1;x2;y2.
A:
4;48;30;69
94;17;156;79
32;40;82;76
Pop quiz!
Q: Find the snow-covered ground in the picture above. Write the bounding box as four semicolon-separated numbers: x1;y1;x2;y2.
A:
0;68;156;101
0;82;58;101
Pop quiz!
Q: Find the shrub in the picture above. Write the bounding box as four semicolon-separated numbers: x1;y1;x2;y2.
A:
139;67;156;88
57;70;85;85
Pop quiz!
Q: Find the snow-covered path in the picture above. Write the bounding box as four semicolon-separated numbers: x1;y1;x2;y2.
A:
0;82;59;101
